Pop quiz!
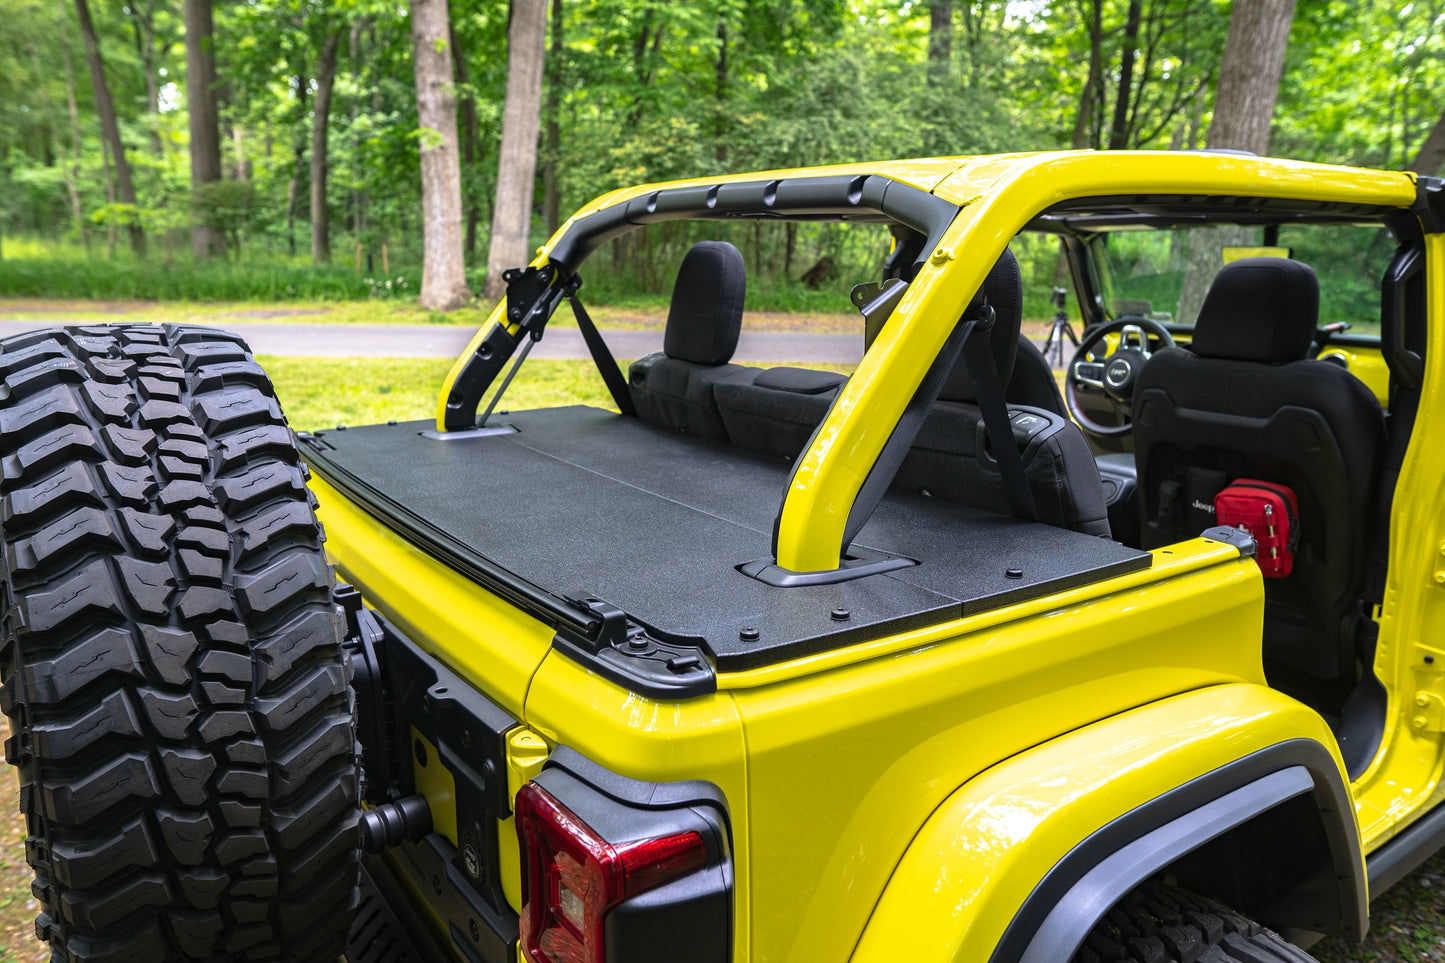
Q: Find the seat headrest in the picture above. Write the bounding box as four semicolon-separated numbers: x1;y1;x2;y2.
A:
664;241;747;366
1190;257;1318;363
939;248;1024;403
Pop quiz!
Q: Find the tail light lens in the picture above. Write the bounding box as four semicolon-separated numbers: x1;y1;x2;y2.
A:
517;781;709;963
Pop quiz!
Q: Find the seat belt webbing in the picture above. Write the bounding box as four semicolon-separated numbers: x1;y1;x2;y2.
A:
962;315;1040;522
569;293;637;417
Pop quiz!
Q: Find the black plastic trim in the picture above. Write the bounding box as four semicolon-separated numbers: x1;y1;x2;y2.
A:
1411;175;1444;234
1382;242;1426;391
1021;767;1314;961
551;598;717;698
737;546;917;587
1201;525;1258;558
986;738;1366;962
549;174;958;277
350;853;455;963
338;600;524;963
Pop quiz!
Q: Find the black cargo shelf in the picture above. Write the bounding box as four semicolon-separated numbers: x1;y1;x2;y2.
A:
301;407;1149;674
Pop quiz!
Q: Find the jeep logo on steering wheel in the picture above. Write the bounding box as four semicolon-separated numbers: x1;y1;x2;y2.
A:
1105;357;1132;387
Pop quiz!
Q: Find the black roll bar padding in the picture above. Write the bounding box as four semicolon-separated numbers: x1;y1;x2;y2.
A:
548;174;959;280
443;174;960;432
1381;242;1425;392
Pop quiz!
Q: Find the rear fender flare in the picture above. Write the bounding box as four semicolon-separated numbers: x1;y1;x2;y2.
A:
849;684;1365;963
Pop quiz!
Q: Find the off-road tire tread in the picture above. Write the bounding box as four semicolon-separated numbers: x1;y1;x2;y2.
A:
0;324;359;962
1073;879;1318;963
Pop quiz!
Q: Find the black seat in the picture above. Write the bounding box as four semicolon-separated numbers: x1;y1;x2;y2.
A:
1133;257;1386;694
1009;336;1067;416
892;249;1111;536
628;241;759;440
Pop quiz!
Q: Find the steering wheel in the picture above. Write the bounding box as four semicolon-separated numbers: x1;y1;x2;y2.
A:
1064;317;1176;438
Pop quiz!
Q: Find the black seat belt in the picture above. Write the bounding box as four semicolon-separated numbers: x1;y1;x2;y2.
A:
568;292;637;417
838;301;1037;556
963;307;1039;522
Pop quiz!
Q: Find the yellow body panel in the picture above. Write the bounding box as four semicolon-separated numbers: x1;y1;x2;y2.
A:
310;473;555;719
727;547;1263;963
1351;233;1445;853
851;684;1350;963
309;151;1445;961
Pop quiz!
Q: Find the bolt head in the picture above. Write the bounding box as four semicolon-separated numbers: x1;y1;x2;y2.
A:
1414;715;1429;730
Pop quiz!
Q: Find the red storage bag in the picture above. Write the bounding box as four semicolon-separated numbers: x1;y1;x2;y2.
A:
1213;479;1299;578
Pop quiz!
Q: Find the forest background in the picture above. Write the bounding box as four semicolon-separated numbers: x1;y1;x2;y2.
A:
2;0;1444;321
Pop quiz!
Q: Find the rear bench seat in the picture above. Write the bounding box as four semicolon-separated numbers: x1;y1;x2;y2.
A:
627;241;761;442
630;242;1110;539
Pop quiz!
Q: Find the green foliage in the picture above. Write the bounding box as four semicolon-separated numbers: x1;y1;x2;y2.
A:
0;254;426;301
0;0;1440;311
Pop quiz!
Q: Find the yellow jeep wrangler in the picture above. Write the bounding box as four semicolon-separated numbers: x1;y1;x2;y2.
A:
2;150;1443;963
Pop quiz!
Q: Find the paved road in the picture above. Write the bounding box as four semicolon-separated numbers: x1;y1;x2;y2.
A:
0;319;864;365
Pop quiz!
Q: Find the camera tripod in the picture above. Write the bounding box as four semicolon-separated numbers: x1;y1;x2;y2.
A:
1041;286;1078;368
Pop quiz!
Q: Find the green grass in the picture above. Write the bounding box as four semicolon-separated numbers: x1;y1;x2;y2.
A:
262;356;623;432
263;356;855;432
0;256;436;302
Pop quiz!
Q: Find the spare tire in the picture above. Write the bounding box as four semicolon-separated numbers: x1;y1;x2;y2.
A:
0;324;360;962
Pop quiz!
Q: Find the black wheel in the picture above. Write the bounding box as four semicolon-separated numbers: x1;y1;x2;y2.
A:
0;325;360;962
1073;880;1317;962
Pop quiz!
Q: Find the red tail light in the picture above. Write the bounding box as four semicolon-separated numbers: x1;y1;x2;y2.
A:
517;782;708;963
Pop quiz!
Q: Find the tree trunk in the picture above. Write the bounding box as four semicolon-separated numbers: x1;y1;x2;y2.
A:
412;0;473;308
483;0;547;300
1176;0;1296;325
285;69;307;257
311;29;341;264
1206;0;1297;154
185;0;226;257
130;0;162;156
928;0;952;85
451;24;483;261
543;0;563;235
350;20;368;262
100;137;117;258
1071;0;1104;149
713;20;727;162
233;125;247;180
1409;107;1445;175
74;0;145;256
1107;0;1142;150
61;58;88;249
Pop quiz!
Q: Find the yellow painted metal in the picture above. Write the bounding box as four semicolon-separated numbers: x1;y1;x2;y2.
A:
772;152;1415;571
727;548;1264;963
309;473;555;719
1318;345;1390;404
412;730;457;841
1349;232;1445;853
850;684;1349;963
523;650;753;963
717;537;1244;689
324;153;1444;961
1222;245;1292;263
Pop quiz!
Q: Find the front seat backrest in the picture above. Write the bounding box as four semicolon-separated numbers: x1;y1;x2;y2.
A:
628;241;759;440
1132;256;1386;695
